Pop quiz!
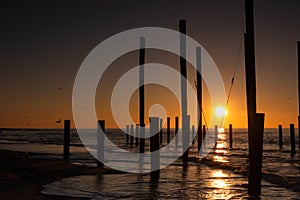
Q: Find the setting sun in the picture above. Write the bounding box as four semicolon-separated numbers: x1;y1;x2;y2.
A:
214;106;227;118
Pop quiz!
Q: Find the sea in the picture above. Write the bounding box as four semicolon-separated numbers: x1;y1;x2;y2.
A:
0;128;299;199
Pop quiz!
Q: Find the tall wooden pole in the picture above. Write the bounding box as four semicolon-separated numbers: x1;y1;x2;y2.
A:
97;120;105;168
244;0;265;196
179;19;189;164
196;47;203;153
297;41;300;149
139;37;146;153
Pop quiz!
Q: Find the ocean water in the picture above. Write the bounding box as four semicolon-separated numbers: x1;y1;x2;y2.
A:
0;128;300;199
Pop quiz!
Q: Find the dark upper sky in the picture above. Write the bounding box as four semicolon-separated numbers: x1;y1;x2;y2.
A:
1;0;300;128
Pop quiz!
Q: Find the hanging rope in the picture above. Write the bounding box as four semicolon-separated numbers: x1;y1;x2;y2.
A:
219;35;243;129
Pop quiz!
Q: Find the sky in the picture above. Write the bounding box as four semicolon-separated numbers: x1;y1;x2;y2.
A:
1;0;300;128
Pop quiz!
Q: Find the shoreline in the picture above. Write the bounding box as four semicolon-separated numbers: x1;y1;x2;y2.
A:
0;150;123;199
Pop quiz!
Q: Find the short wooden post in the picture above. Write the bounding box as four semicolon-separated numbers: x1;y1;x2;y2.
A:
182;115;190;165
175;116;179;147
97;120;105;168
167;117;170;143
130;124;134;146
159;118;163;144
248;113;264;196
135;124;139;146
150;117;160;175
126;125;129;144
192;125;195;144
63;120;70;159
229;124;233;149
278;125;283;150
290;124;296;156
203;125;206;142
214;125;218;147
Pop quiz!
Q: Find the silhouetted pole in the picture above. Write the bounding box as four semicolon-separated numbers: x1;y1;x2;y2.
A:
160;118;163;144
167;117;170;143
290;124;296;156
130;124;134;146
298;41;300;149
126;125;129;144
97;120;105;168
278;125;283;150
150;117;160;177
63;120;70;159
192;125;195;144
196;47;203;153
175;116;179;147
229;124;233;149
203;125;206;146
179;19;189;163
135;124;139;146
139;37;146;153
244;0;265;196
214;125;218;147
182;115;190;165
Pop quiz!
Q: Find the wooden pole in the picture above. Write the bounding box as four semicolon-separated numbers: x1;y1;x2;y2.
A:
135;124;139;146
97;120;105;168
179;19;189;164
192;125;195;144
290;124;296;156
278;125;283;150
229;124;233;149
182;115;190;165
203;125;206;146
298;41;300;149
150;117;160;176
175;116;179;147
126;125;129;144
160;118;163;144
63;120;70;159
244;0;265;196
167;117;170;144
139;37;146;153
196;47;203;153
130;124;134;146
214;125;218;147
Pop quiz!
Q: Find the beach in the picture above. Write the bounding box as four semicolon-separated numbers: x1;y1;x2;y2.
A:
0;150;122;199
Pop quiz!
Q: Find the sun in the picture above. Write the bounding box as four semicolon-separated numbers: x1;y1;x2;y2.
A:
215;106;227;118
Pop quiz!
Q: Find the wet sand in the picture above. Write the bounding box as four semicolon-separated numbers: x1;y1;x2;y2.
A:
0;150;122;199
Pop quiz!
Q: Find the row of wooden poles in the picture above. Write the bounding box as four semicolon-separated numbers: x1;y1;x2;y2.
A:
62;119;235;163
279;124;300;156
63;119;300;163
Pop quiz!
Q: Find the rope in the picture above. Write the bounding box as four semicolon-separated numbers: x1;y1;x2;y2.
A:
220;35;243;129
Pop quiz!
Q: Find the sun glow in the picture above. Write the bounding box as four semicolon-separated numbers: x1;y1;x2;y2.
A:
214;106;227;118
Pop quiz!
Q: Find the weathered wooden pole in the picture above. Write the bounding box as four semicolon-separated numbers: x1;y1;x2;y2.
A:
278;125;283;150
290;124;296;156
175;116;179;147
229;124;233;149
160;118;163;144
135;124;139;146
203;125;206;146
179;19;189;163
214;125;218;147
244;0;265;196
298;41;300;149
150;117;160;177
130;124;134;146
139;37;146;153
167;117;170;143
97;120;105;168
182;115;190;165
192;125;195;144
63;120;70;159
196;47;203;153
126;125;129;144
